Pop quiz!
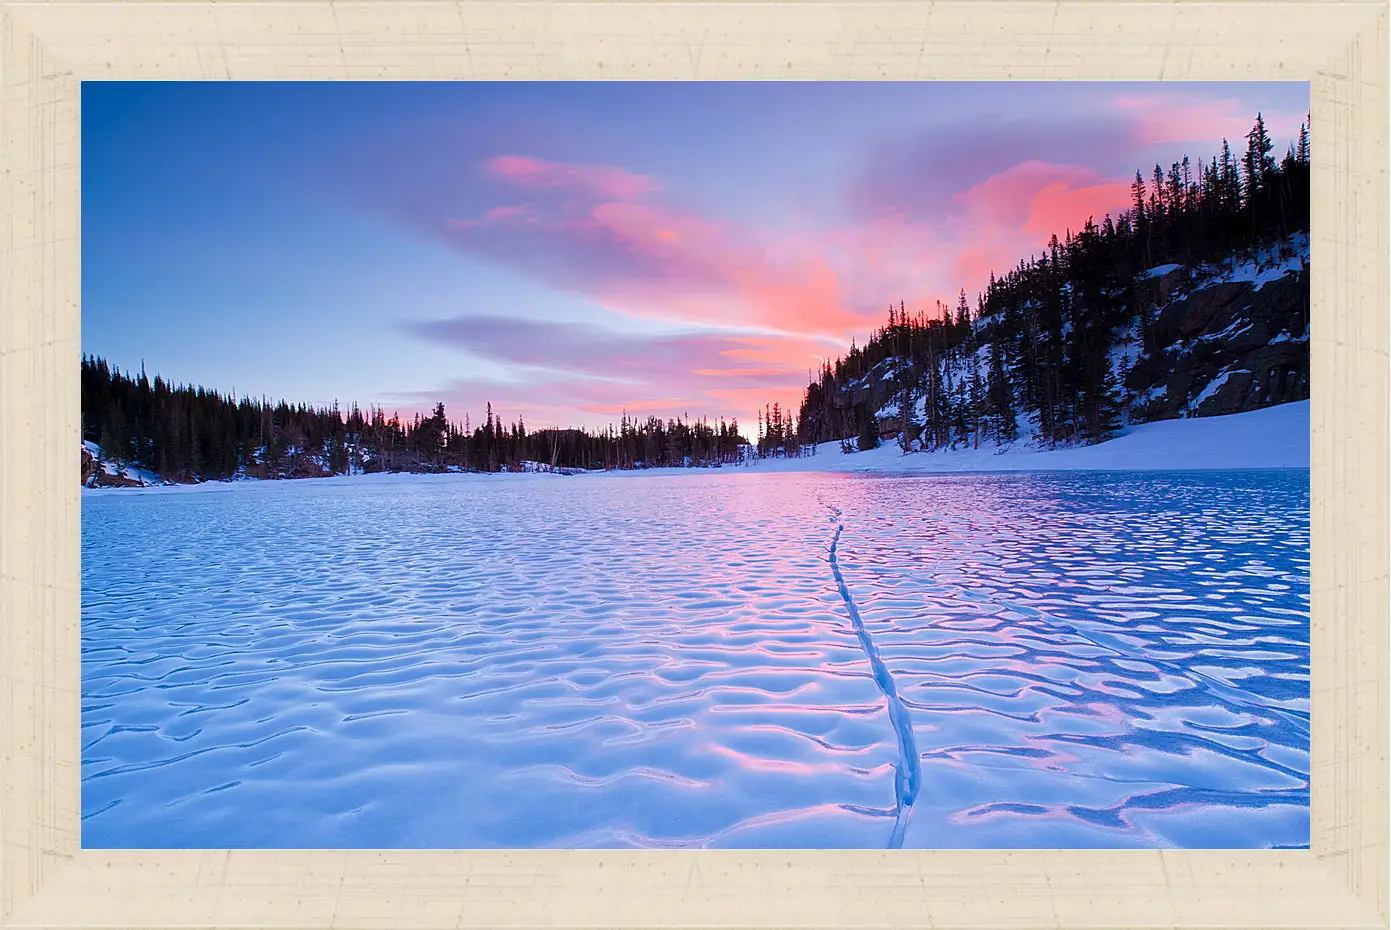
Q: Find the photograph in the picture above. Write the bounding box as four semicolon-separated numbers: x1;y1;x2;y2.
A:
80;80;1311;850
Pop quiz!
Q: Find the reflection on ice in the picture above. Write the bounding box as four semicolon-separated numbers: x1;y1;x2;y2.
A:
82;469;1309;848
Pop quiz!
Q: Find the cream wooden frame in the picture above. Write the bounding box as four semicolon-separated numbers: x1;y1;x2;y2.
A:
1;2;1385;927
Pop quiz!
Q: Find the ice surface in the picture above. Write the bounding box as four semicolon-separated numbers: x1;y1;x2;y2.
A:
82;468;1309;849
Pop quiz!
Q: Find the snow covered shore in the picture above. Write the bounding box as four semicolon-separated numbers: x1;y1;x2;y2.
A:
82;400;1309;495
721;398;1311;477
592;399;1310;478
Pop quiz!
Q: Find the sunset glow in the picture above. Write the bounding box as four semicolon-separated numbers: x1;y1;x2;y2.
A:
82;81;1308;433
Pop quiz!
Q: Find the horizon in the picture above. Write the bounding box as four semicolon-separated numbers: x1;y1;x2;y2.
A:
81;80;1309;431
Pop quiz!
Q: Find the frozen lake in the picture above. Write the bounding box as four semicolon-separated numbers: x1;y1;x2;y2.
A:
81;469;1310;849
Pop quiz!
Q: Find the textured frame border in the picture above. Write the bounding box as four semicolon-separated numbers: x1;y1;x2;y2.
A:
0;2;1386;928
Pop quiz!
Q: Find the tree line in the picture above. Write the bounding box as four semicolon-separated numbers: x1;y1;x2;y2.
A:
797;111;1310;452
81;357;764;482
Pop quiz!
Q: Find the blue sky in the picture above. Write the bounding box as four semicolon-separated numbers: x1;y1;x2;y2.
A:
82;81;1309;428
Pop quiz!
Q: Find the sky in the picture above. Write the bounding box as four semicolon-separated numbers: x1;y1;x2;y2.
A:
82;81;1309;432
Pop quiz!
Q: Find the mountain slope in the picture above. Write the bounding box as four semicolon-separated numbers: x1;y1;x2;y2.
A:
791;114;1310;458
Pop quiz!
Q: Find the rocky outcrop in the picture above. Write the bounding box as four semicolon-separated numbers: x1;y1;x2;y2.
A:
806;248;1309;444
1154;281;1251;346
1126;269;1309;421
815;360;900;432
81;446;99;486
287;456;331;479
81;446;149;488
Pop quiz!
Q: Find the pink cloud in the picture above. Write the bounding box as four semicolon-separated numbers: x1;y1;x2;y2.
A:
952;248;996;288
704;386;808;419
577;398;693;415
395;314;825;431
1113;94;1303;148
449;150;1142;360
448;161;873;338
693;368;798;378
955;161;1123;228
1024;179;1133;239
946;161;1134;279
483;204;536;222
486;154;659;202
447;204;538;229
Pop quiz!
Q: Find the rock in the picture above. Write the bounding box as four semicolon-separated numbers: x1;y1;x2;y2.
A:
1135;266;1187;308
1191;370;1257;417
1153;282;1251;348
1191;344;1309;417
1127;268;1309;421
288;457;330;479
1153;267;1186;305
80;446;99;486
81;446;146;487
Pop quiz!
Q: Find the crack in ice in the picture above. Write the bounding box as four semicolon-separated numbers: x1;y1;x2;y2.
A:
822;500;922;848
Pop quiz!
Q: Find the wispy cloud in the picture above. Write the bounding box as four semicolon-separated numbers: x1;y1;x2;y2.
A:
442;160;872;339
396;314;824;428
485;154;660;201
1111;93;1302;147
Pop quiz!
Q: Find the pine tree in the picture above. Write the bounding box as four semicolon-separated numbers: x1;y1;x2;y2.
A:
855;403;879;451
986;338;1018;445
967;347;985;449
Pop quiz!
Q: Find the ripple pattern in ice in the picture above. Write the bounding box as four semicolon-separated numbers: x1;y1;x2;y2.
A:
81;469;1309;848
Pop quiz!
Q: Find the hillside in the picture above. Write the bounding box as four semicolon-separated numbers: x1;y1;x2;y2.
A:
799;235;1308;455
790;112;1310;457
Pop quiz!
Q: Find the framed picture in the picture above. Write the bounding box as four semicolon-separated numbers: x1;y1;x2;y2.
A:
2;1;1385;927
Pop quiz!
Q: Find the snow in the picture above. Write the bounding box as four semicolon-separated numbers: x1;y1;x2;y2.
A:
1131;383;1169;407
99;461;163;485
1140;263;1182;280
1269;325;1310;345
1232;262;1302;291
873;391;925;423
1108;336;1144;380
1195;321;1254;348
82;441;165;486
584;400;1309;477
1217;234;1307;291
1188;369;1249;413
82;457;1310;849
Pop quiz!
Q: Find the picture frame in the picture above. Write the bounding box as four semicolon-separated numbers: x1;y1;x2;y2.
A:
1;1;1385;927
